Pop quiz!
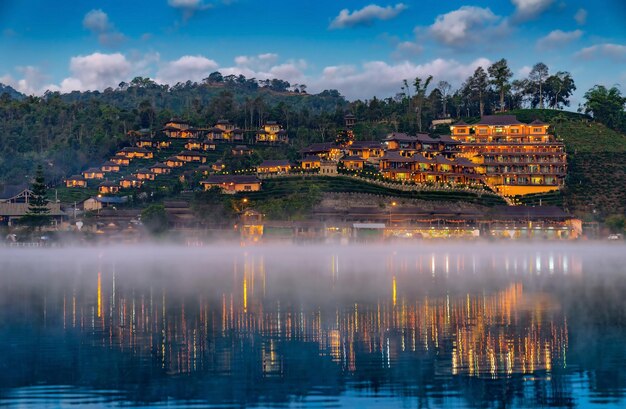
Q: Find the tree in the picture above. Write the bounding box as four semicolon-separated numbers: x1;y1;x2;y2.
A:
21;165;50;230
468;67;489;117
605;214;626;233
204;71;223;84
413;75;433;132
141;204;169;235
528;63;549;108
437;81;452;118
582;85;626;130
545;71;576;109
488;59;513;112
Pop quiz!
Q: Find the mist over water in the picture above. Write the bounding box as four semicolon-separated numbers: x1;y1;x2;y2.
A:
1;243;625;408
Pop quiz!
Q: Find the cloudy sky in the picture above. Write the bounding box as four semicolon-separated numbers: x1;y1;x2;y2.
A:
1;0;625;106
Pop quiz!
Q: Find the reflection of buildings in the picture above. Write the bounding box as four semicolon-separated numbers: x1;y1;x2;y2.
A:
50;252;575;380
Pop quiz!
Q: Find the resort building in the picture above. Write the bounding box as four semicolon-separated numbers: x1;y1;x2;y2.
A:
378;151;482;185
165;156;184;168
65;175;87;188
110;155;131;166
257;160;291;174
299;142;343;161
176;150;208;163
101;161;120;173
207;120;244;142
135;137;153;149
212;160;226;172
117;147;153;159
200;175;261;194
119;177;143;189
150;163;171;175
450;115;567;195
161;118;199;139
256;121;288;143
184;139;204;151
340;156;365;170
135;169;155;181
346;141;384;161
301;156;321;170
99;181;120;195
83;168;105;180
231;145;253;156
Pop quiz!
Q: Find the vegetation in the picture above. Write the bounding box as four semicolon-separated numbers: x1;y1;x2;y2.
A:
140;204;169;235
20;165;50;229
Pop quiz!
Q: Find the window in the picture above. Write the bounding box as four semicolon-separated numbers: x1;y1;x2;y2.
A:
510;129;519;134
479;129;487;134
533;127;542;133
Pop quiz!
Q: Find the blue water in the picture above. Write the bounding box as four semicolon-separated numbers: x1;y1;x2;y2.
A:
0;244;625;408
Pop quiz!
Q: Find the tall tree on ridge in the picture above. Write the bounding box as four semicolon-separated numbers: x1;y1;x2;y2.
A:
529;62;549;109
469;67;489;117
413;75;433;132
487;58;513;112
437;80;452;118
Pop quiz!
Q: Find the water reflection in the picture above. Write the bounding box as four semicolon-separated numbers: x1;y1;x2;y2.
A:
0;245;625;408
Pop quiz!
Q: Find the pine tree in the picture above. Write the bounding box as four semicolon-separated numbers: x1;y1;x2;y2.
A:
21;165;50;229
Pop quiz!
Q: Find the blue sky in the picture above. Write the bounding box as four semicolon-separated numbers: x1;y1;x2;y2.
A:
1;0;625;106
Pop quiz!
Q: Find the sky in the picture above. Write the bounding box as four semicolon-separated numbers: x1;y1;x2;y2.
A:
0;0;625;106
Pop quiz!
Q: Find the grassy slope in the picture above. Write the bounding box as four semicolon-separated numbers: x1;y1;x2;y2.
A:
241;176;506;206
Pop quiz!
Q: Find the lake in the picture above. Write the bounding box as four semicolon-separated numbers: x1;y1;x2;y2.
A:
1;243;625;408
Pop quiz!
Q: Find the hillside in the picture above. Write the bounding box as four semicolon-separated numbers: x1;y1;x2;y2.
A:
0;84;24;101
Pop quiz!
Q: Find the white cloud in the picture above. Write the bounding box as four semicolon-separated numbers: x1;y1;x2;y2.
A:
391;41;423;60
518;65;532;77
427;6;507;48
330;3;407;29
234;53;279;71
59;52;132;92
536;29;583;50
574;43;626;62
82;9;125;47
0;66;55;95
309;58;491;100
511;0;554;20
156;55;219;84
574;8;587;25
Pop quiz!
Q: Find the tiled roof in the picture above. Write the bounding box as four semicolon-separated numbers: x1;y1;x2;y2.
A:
476;115;522;126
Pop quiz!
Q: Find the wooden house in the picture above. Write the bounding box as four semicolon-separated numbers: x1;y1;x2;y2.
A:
150;163;172;175
184;139;204;151
83;167;105;180
65;175;87;188
135;169;155;181
257;160;291;174
301;155;321;170
99;181;120;195
256;121;288;143
299;142;342;161
207;120;244;142
176;150;208;163
119;177;143;189
101;161;120;173
340;156;365;170
231;145;253;156
200;175;261;194
165;156;184;168
212;160;226;172
110;155;131;166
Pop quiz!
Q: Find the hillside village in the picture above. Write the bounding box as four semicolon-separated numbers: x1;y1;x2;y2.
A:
0;110;597;242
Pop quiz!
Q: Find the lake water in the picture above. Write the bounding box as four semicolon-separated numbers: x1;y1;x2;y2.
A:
1;244;625;408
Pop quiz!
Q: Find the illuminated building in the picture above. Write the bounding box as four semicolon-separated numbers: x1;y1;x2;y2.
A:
450;115;567;196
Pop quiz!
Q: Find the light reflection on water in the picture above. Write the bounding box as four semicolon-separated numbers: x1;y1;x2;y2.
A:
0;244;625;408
